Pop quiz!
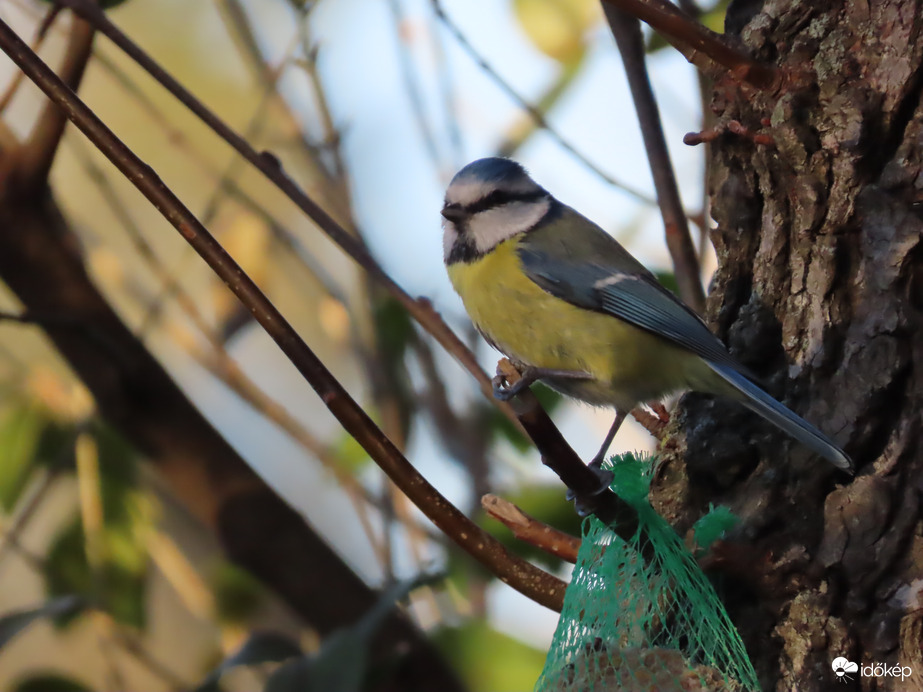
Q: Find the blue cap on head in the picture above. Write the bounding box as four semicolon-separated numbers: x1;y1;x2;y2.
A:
451;157;528;185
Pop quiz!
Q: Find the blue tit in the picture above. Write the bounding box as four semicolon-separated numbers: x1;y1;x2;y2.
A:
441;157;852;472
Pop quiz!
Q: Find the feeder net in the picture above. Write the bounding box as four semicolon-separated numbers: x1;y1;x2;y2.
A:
534;454;760;692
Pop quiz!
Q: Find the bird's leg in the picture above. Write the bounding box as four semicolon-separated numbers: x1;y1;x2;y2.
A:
565;410;625;513
491;364;593;401
589;409;628;470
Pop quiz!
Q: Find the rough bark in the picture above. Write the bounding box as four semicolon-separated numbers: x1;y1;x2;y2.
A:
653;1;923;690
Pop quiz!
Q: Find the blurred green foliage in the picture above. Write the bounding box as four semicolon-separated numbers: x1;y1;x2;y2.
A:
0;404;46;512
209;561;266;625
434;619;547;692
42;424;150;630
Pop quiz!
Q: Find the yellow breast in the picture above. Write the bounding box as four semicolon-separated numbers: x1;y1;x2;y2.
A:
447;237;700;408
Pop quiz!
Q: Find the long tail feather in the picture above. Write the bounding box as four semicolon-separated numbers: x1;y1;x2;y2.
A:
707;363;853;472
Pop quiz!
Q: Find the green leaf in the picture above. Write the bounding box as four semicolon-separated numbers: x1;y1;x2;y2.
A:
373;297;415;367
0;596;84;650
331;430;372;473
193;631;303;692
653;270;680;298
92;424;139;526
210;561;265;625
41;425;149;627
44;514;149;629
0;404;46;511
11;672;93;692
433;619;546;692
646;0;728;53
34;419;77;472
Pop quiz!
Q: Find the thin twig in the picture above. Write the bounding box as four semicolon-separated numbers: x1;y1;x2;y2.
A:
387;0;444;171
0;20;566;611
429;2;464;169
482;493;581;564
599;0;779;89
0;468;55;569
54;0;516;427
496;57;584;160
18;13;94;189
432;0;656;206
287;5;429;577
604;7;705;312
0;3;60;114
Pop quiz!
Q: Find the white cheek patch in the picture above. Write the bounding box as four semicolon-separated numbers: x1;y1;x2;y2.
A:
469;198;551;253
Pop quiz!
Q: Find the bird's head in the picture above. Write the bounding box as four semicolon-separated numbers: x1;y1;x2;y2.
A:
442;158;551;264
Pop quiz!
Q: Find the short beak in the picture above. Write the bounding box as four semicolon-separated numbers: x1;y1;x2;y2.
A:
441;203;466;223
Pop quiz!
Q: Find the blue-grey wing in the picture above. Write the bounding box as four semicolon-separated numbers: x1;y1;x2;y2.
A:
517;236;746;374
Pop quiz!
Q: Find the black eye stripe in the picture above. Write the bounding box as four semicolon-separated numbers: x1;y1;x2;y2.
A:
463;189;547;215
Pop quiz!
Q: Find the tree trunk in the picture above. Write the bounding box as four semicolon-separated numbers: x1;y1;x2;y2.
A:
655;1;923;690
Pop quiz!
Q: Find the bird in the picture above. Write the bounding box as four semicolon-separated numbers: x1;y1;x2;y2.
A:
441;157;852;473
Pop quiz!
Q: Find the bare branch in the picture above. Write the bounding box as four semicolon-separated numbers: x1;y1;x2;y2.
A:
482;493;581;564
18;15;95;188
599;0;779;90
387;0;444;171
495;360;643;545
603;7;705;312
0;3;61;115
631;403;669;440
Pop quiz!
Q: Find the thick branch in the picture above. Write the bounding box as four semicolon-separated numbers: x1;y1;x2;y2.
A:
495;361;642;542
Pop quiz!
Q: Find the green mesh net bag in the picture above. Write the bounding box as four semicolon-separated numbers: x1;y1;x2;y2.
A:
534;454;760;692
